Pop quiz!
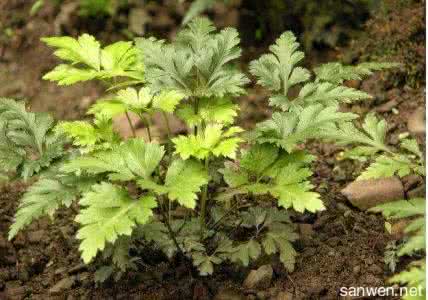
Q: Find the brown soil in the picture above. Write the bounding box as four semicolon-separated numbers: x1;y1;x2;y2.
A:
0;0;425;299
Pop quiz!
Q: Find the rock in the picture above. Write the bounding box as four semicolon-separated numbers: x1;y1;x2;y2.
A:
298;224;314;240
243;265;273;290
27;230;45;243
5;282;26;300
276;291;294;300
341;177;404;210
407;108;425;135
49;276;76;295
213;288;245;300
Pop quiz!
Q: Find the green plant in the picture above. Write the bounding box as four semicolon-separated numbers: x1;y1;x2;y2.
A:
5;18;397;280
340;113;425;299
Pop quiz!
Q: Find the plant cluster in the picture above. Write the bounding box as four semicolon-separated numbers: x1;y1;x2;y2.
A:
339;113;426;299
3;18;397;280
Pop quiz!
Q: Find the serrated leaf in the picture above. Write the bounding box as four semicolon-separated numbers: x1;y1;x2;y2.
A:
294;81;371;107
250;32;308;95
152;90;186;113
400;139;423;158
240;143;279;175
76;183;157;263
138;159;209;209
173;124;242;160
9;179;78;239
358;155;412;180
256;105;357;152
63;139;164;180
43;34;141;85
314;62;399;84
272;164;324;213
230;240;261;266
369;198;425;219
176;97;238;127
136;18;248;98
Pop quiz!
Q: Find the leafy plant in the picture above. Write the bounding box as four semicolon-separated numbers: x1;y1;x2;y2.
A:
0;98;65;180
6;19;395;280
341;113;425;299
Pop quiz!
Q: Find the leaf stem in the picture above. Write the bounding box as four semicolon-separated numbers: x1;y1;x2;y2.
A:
193;97;199;135
162;112;173;155
160;200;183;256
138;113;152;142
200;156;210;236
125;112;136;138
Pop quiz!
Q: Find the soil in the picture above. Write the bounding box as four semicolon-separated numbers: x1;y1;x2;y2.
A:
0;0;425;299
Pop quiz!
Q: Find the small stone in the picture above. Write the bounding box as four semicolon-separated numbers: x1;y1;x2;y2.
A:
353;265;361;274
27;230;45;243
243;264;273;290
213;288;245;300
276;291;293;300
407;109;425;135
49;276;76;295
341;177;404;210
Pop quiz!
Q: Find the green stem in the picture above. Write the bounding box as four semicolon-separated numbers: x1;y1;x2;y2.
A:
162;112;173;155
200;156;210;236
193;97;199;135
138;113;152;142
125;112;136;138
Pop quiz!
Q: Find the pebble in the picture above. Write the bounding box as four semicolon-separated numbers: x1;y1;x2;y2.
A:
341;177;404;210
49;276;76;295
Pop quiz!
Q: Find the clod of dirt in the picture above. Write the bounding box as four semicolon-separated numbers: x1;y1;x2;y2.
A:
243;264;273;290
48;276;76;295
407;108;425;135
341;177;404;210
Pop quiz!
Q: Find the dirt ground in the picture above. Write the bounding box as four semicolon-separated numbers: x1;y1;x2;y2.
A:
0;0;425;299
